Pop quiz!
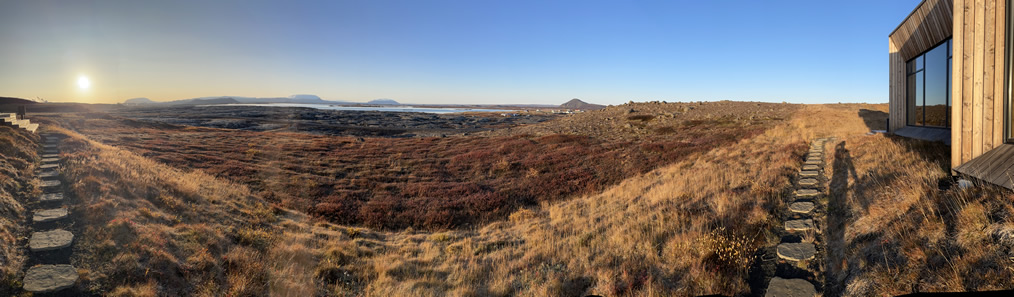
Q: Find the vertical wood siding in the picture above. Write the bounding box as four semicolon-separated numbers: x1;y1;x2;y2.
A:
890;0;1008;170
951;0;1008;168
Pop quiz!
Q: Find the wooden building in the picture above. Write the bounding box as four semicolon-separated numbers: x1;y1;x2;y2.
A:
889;0;1014;189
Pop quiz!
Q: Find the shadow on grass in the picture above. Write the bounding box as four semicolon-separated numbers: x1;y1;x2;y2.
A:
824;140;858;296
858;109;888;132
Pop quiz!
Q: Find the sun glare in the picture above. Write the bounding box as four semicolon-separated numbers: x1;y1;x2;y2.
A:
77;76;91;90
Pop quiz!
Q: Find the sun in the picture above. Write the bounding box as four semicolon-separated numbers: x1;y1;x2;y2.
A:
77;76;91;90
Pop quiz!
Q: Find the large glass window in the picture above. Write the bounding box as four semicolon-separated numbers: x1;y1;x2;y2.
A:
1008;0;1014;142
907;39;951;128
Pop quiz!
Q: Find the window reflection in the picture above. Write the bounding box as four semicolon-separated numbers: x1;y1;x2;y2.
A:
906;39;951;128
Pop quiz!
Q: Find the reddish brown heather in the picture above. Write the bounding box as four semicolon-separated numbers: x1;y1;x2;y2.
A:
19;102;1010;296
56;101;796;230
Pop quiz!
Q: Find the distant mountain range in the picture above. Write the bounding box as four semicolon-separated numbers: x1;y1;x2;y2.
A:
120;95;601;109
560;98;605;110
123;95;351;105
367;98;399;105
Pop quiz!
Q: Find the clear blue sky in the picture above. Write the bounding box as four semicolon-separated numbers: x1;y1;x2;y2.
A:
0;0;921;105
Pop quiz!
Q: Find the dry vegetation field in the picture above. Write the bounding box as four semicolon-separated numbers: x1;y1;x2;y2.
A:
1;101;1009;296
51;101;795;230
0;125;38;295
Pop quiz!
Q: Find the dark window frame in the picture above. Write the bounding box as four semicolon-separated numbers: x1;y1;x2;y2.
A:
906;38;952;129
1007;0;1013;143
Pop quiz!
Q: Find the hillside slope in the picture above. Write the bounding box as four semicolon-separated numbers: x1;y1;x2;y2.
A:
29;103;1013;296
0;97;38;105
44;126;317;296
0;124;38;294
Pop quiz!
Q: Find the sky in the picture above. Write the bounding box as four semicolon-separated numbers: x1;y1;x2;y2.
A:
0;0;922;105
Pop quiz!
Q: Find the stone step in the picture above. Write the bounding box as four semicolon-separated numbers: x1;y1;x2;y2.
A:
799;171;819;177
796;189;820;198
40;163;59;170
33;208;69;223
785;219;815;231
29;229;74;252
801;164;820;171
765;277;816;297
41;180;61;188
776;242;816;261
789;201;815;214
23;264;78;293
798;178;818;186
41;157;60;163
42;144;57;149
39;171;59;179
40;193;63;203
41;154;59;158
42;149;58;155
807;153;822;158
804;159;822;165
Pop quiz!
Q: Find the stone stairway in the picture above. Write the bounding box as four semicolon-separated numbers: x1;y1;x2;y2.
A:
762;138;830;297
22;133;79;294
2;113;39;133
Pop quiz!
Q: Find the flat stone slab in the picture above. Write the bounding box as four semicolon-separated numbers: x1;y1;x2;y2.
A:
41;158;60;163
785;219;815;231
804;159;822;165
40;163;59;170
41;154;59;158
39;171;59;178
40;193;63;202
42;144;57;149
29;229;74;252
805;157;822;162
801;164;820;171
777;242;816;261
789;201;815;214
23;264;78;293
41;180;61;188
798;178;818;186
799;171;819;177
796;189;820;197
807;152;822;157
33;208;69;223
765;277;816;297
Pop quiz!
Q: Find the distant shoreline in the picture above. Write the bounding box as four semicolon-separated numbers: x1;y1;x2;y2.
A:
199;103;519;114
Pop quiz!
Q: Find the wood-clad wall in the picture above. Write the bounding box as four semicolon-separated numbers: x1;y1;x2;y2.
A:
889;0;954;133
952;0;1006;168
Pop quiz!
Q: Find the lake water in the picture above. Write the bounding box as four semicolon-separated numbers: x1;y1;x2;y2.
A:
207;103;516;114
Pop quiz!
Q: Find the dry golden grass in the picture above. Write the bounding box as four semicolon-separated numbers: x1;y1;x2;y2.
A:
24;102;1013;296
39;126;317;295
813;105;1014;295
0;125;38;295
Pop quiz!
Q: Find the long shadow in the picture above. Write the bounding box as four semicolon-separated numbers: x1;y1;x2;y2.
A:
824;140;858;297
858;109;889;132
